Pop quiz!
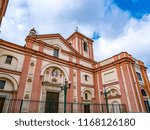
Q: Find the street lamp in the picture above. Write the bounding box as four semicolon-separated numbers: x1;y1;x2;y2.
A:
61;79;71;113
100;87;110;113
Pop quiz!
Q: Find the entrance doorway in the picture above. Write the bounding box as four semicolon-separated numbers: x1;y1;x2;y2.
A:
84;104;90;113
0;97;5;113
45;92;59;113
113;102;120;113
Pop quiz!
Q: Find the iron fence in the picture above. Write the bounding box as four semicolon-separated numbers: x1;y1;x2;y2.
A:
0;99;127;113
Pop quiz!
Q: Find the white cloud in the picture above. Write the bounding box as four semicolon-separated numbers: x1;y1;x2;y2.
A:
94;14;150;60
0;0;84;42
0;0;150;79
94;14;150;78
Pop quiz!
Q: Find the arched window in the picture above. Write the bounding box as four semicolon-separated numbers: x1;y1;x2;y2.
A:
83;90;92;100
83;42;88;52
141;89;150;112
141;89;147;97
0;55;18;70
5;55;13;64
0;80;5;89
136;72;142;81
84;75;90;81
53;49;59;57
85;75;88;81
85;93;88;100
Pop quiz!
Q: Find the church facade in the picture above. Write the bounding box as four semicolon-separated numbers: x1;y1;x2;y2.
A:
0;28;150;113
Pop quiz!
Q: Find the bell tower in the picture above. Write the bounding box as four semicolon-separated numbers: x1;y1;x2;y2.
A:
66;31;94;60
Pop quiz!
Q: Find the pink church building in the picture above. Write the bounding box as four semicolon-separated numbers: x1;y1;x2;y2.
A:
0;28;150;113
0;0;150;113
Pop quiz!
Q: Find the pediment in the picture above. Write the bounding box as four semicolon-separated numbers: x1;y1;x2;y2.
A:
42;38;72;52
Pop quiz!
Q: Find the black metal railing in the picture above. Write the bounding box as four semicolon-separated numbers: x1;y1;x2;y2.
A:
0;99;127;113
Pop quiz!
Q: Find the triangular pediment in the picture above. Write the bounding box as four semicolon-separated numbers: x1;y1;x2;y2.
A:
42;38;72;52
35;34;78;55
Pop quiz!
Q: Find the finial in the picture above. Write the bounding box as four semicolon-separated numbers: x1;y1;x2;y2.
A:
29;28;37;35
75;26;79;32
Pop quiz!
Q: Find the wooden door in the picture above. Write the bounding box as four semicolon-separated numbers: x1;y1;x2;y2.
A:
45;92;59;113
0;97;5;113
84;104;90;113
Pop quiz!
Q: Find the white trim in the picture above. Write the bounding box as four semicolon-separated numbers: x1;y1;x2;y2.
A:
126;64;139;112
130;64;144;112
81;88;94;99
0;73;18;91
41;63;69;81
76;69;80;103
76;37;78;52
97;73;101;104
143;71;150;93
120;65;132;112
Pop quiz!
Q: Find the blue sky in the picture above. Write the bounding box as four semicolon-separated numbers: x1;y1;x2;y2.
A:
114;0;150;19
0;0;150;79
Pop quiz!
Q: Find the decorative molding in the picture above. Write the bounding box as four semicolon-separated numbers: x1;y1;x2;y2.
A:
42;81;63;87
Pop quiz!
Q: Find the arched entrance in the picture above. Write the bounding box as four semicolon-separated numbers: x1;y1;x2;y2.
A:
0;74;18;113
39;66;68;113
81;88;94;113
